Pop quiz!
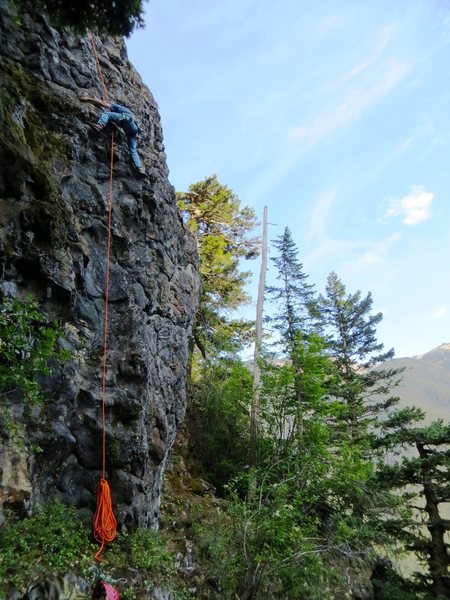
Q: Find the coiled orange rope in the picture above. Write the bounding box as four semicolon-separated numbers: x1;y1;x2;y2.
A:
89;31;117;561
93;479;117;561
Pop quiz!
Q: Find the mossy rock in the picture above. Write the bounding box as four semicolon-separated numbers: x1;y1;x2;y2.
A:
0;58;74;250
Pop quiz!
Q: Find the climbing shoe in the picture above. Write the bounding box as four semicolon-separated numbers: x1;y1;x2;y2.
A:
134;165;146;178
90;123;105;133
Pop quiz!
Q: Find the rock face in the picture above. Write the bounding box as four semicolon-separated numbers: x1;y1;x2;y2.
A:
0;1;200;529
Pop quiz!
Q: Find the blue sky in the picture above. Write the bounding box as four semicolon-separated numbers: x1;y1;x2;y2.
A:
127;0;450;358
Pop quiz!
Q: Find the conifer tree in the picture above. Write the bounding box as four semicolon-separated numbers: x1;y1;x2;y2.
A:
16;0;145;37
315;272;405;529
266;227;316;353
318;272;402;443
177;175;259;364
375;417;450;598
265;228;318;435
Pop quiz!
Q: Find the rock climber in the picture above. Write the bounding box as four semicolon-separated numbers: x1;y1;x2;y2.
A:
80;95;146;177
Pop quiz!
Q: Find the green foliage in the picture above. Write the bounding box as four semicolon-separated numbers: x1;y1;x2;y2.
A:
263;229;323;450
107;529;175;579
120;589;137;600
13;0;145;37
188;330;383;597
177;175;259;362
193;487;343;599
0;501;186;597
178;208;440;597
266;227;317;352
105;528;191;597
317;271;404;445
374;419;450;597
187;360;252;493
0;501;95;591
258;333;333;457
0;295;70;438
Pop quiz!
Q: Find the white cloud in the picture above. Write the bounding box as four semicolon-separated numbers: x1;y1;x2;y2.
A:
386;186;433;225
358;252;383;266
431;307;447;319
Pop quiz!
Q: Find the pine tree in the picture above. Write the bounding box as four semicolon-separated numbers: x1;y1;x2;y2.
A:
177;175;259;365
15;0;145;36
318;272;403;444
266;227;316;353
265;228;318;435
375;417;450;598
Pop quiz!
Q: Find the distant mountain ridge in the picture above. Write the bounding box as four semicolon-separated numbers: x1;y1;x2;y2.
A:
381;343;450;422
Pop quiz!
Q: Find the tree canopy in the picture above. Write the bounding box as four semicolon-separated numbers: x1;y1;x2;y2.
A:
16;0;146;37
177;175;259;362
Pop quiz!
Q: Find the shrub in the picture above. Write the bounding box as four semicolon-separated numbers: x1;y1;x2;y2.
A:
0;500;95;591
0;295;69;440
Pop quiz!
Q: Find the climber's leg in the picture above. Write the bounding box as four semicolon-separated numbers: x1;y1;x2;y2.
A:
127;134;141;167
96;111;122;129
127;134;145;176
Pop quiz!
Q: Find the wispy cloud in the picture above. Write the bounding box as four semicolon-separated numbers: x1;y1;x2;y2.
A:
288;58;410;149
357;252;384;266
307;187;338;242
344;25;396;80
306;190;402;270
244;23;412;206
305;238;360;265
317;15;343;36
431;307;447;319
353;233;402;267
386;186;433;225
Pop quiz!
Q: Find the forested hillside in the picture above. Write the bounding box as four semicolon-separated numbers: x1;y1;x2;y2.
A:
378;344;450;422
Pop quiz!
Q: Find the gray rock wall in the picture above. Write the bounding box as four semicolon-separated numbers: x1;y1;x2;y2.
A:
0;1;200;529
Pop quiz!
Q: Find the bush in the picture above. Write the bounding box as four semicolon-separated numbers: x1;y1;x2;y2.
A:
0;501;95;591
187;360;252;494
0;295;69;440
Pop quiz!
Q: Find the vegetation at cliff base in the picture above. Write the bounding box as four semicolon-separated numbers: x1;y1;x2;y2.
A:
0;501;186;597
0;501;95;591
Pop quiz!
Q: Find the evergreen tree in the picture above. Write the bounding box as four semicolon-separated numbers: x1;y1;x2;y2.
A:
265;228;318;435
266;227;316;353
15;0;145;37
177;175;259;365
375;417;450;598
318;271;403;444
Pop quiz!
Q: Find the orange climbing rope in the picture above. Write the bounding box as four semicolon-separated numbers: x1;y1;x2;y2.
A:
89;31;117;561
89;32;110;103
93;479;117;560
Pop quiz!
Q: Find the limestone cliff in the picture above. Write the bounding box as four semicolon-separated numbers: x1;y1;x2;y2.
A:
0;1;200;529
